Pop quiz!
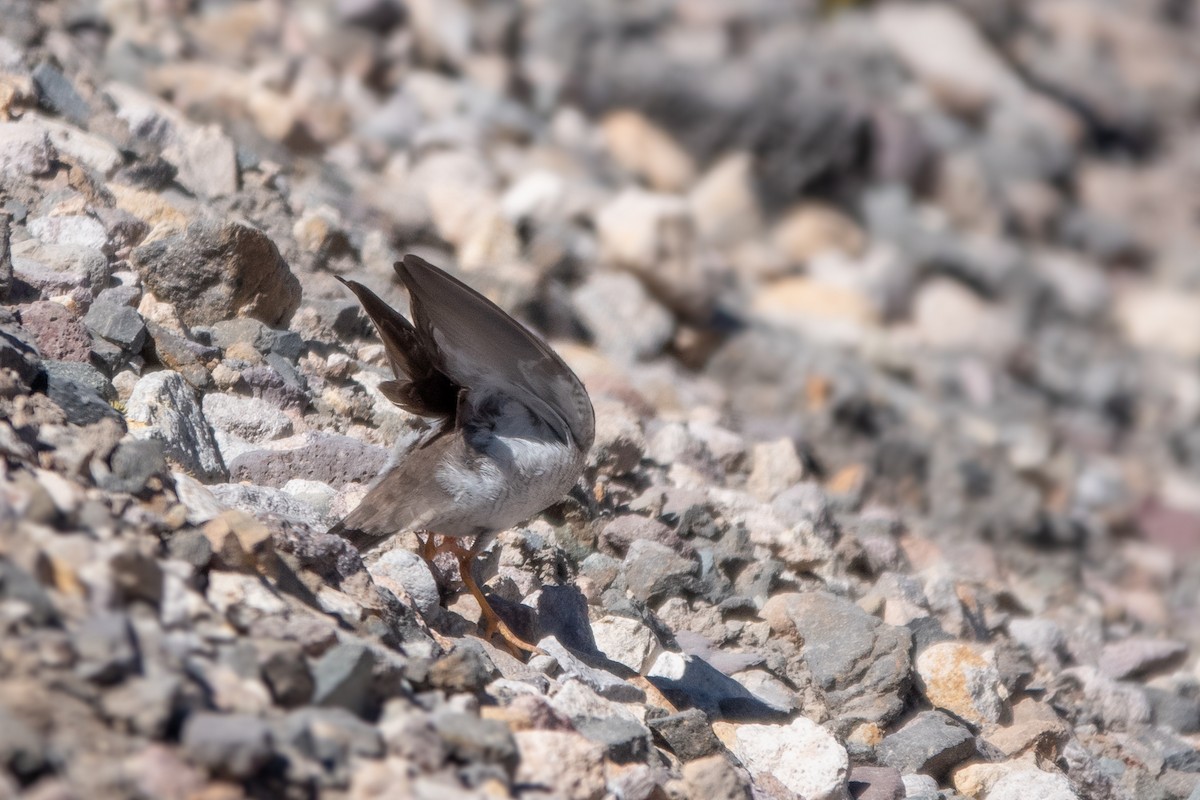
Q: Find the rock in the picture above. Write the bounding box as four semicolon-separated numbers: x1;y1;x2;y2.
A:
689;152;762;248
84;291;148;354
587;398;645;477
0;120;54;177
573;714;652;763
312;642;376;717
874;3;1025;116
602;110;696;192
573;271;674;363
37;116;123;176
31;63;90;125
0;706;45;781
368;549;440;619
202;509;274;571
282;706;384;764
163;123;239;199
97;438;170;495
181;712;273;780
124;370;227;482
432;712;518;775
260;642;316;708
751;276;880;345
915;641;1008;726
130;220;301;328
762;592;912;726
0;213;10;301
720;716;849;800
227;431;388;489
28;214;109;253
1097;638;1188;680
10;240;108;296
1115;288;1200;358
537;638;644;703
772;202;866;265
44;363;122;426
746;438;804;501
590;614;660;674
647;709;723;761
953;761;1079;800
911;278;1020;356
622;539;699;604
514;730;606;800
681;755;751;800
876;710;976;780
18;301;92;361
646;651;788;721
100;675;180;738
74;612;139;684
848;765;904;800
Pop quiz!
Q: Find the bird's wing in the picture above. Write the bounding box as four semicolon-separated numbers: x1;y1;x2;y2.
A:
327;434;460;550
396;254;595;450
335;276;459;419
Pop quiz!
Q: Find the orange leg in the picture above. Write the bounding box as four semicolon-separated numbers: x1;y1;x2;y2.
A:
424;535;543;656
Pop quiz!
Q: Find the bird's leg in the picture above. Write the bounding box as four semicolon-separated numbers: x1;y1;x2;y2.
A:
442;536;543;656
416;531;438;562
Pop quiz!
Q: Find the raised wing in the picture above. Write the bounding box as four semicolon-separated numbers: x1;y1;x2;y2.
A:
335;276;459;419
397;255;595;450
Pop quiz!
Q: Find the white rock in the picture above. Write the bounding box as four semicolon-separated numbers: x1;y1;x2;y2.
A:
915;641;1008;726
28;214;109;252
0;119;55;177
726;716;849;800
1115;287;1200;358
202;393;293;443
746;438;804;501
988;768;1079;800
35;114;123;175
589;615;660;673
514;731;606;800
595;188;691;271
875;3;1025;115
369;549;441;619
688;151;761;247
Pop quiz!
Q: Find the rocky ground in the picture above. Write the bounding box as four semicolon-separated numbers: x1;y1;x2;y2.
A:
2;1;1200;798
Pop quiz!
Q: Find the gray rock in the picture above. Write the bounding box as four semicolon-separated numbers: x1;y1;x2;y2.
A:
130;220;301;328
369;549;440;618
427;641;496;694
312;642;376;717
432;711;518;775
181;712;273;780
44;364;122;426
261;642;315;708
208;483;329;529
0;706;44;781
764;591;912;726
876;710;976;780
0;213;10;301
97;438;169;495
32;62;90;124
203;392;292;444
1097;637;1187;681
572;271;674;363
227;432;388;489
124;370;227;482
1147;687;1200;734
166;527;213;569
10;240;108;296
100;675;180;738
621;539;699;604
85;291;148;353
0;559;56;626
0;311;43;387
647;709;722;761
574;715;652;764
282;706;384;765
681;755;751;800
646;651;789;721
75;611;139;684
537;637;644;703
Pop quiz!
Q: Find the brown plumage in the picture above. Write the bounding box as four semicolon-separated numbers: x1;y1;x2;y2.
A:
328;255;594;650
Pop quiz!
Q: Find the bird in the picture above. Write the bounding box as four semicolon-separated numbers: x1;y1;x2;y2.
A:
328;254;595;653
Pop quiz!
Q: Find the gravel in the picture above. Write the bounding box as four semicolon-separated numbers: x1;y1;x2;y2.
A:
1;2;1198;798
